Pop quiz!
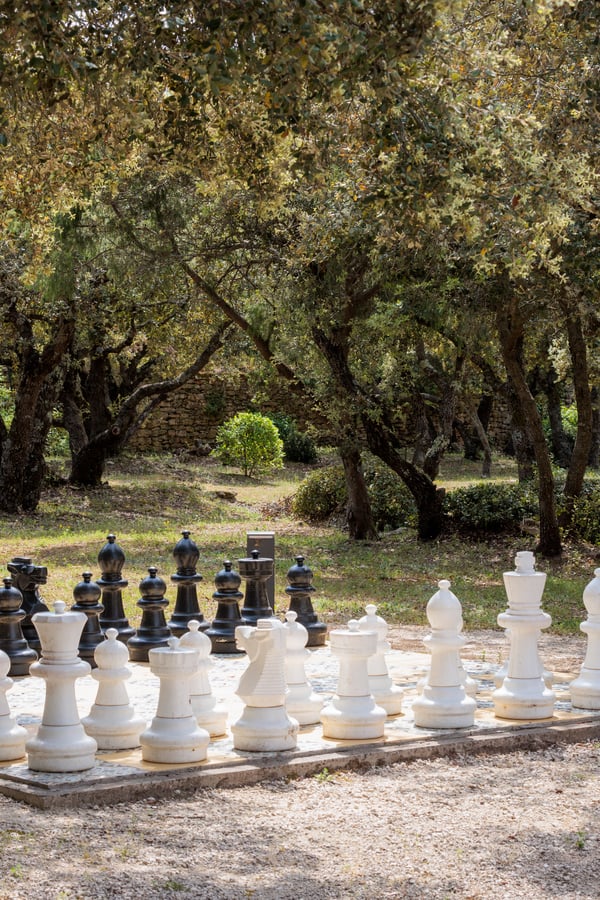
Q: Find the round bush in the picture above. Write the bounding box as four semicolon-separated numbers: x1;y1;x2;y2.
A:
291;465;347;520
212;412;284;477
363;464;417;530
444;482;537;533
567;488;600;544
269;414;318;464
292;461;417;529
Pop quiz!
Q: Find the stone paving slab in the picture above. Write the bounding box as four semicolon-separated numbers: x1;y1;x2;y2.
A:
1;647;599;808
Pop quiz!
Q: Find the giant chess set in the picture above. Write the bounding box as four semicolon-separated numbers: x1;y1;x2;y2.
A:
1;535;600;808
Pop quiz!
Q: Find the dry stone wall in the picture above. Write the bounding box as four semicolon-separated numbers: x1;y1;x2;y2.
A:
127;374;332;454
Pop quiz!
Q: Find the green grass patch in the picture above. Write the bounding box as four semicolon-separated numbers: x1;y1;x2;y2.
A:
0;453;593;634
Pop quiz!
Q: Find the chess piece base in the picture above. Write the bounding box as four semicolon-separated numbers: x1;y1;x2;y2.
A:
412;685;476;729
232;705;298;751
0;717;27;761
190;696;228;738
82;705;146;750
492;677;555;720
321;696;387;740
369;676;404;716
140;716;209;764
26;724;97;772
570;668;600;710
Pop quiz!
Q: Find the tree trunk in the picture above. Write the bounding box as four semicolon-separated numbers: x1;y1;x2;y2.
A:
468;406;493;477
0;316;75;512
560;299;593;526
543;366;572;468
362;417;445;540
589;387;600;469
68;321;232;486
496;297;561;557
340;443;379;540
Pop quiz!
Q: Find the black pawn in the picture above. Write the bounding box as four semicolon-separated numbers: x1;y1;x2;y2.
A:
0;576;37;676
127;567;171;662
285;555;327;648
206;561;245;654
72;572;104;668
167;530;207;637
97;534;135;644
238;549;274;626
6;556;49;653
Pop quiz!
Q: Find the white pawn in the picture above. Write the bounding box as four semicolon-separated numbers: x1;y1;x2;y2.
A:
493;551;555;720
179;620;228;737
320;620;387;740
0;649;27;761
283;610;323;726
570;569;600;709
412;581;476;729
232;618;298;751
82;629;146;750
140;637;210;764
358;604;404;715
26;601;97;772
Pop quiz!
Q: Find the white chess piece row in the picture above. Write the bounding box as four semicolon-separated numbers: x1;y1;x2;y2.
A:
2;555;600;771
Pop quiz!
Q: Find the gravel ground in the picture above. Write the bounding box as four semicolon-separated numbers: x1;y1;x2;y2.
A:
1;630;597;900
0;741;598;900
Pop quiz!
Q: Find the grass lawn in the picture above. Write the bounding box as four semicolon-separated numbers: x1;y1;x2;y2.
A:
0;452;595;635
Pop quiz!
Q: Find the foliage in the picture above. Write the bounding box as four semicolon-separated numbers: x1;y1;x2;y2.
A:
444;482;537;534
565;489;600;545
269;414;318;464
212;412;284;477
291;466;347;521
292;461;417;530
363;463;418;531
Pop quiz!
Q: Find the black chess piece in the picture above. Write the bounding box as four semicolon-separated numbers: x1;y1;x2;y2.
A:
127;567;171;662
6;557;49;653
285;555;327;647
97;534;135;644
167;530;207;636
0;576;37;676
238;549;274;626
206;561;245;654
71;571;104;668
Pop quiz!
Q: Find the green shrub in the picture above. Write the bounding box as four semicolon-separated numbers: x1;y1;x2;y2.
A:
291;465;347;520
567;489;600;544
363;464;417;530
269;413;318;464
292;461;416;529
444;482;537;533
212;412;284;477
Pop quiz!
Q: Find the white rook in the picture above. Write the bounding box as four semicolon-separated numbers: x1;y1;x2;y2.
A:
140;637;210;764
570;569;600;709
492;551;555;720
26;601;97;772
320;620;387;740
412;580;476;729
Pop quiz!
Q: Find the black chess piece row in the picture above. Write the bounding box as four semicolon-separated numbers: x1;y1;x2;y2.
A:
0;533;327;676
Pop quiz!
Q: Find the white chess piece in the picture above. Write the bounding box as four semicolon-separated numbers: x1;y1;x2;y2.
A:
140;637;210;764
320;620;387;740
411;581;476;729
232;618;298;751
26;601;97;772
570;569;600;709
358;604;404;715
0;649;27;761
283;610;323;725
82;628;146;750
179;620;228;737
492;551;555;720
